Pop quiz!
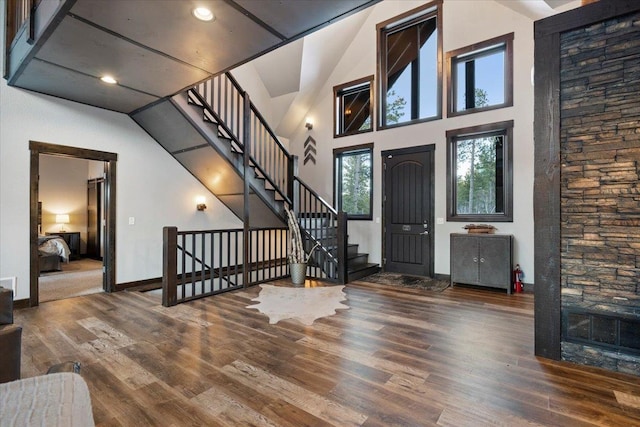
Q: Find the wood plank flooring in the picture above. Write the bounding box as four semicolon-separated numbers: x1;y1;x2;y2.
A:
14;280;640;426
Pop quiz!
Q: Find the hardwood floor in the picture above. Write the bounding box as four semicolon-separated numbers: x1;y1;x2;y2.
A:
14;280;640;426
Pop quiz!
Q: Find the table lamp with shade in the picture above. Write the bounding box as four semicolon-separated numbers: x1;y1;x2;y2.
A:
55;214;69;232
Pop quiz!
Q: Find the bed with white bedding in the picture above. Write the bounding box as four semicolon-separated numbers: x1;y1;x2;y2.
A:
38;235;71;273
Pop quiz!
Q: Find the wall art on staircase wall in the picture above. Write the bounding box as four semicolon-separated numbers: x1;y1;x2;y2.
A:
304;136;316;165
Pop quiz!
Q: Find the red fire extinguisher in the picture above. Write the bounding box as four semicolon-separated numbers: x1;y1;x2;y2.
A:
514;264;523;293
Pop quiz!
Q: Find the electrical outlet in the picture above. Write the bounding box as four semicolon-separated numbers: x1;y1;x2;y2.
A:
128;217;135;225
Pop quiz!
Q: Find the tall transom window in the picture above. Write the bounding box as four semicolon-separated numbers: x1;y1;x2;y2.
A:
334;144;373;220
377;0;442;129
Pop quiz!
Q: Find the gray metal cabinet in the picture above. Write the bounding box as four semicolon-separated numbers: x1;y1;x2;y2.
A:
450;233;513;294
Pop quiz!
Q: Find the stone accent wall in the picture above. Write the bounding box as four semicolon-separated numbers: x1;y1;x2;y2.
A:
560;11;640;374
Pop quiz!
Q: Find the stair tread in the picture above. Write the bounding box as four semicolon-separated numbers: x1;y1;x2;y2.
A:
347;264;380;281
348;252;368;259
347;262;379;273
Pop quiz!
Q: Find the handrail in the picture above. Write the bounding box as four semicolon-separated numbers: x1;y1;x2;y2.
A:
5;0;33;58
249;103;292;162
294;176;337;215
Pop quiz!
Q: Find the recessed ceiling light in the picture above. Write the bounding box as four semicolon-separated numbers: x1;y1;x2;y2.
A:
193;7;214;21
100;75;117;84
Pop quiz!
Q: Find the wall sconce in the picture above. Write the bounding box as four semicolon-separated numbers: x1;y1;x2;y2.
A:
55;214;70;232
305;117;313;130
196;196;207;211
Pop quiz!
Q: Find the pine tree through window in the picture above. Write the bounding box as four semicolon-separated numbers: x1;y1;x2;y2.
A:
446;121;513;222
334;144;373;220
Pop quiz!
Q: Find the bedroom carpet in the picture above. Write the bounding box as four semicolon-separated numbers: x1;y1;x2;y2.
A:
246;284;349;325
360;272;450;292
39;259;103;303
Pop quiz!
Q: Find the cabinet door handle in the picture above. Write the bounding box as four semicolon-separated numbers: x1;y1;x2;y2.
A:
473;257;478;263
480;258;485;263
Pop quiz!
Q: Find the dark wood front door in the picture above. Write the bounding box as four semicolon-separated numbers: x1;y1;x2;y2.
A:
382;145;434;277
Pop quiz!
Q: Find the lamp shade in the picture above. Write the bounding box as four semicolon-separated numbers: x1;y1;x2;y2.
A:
55;214;70;224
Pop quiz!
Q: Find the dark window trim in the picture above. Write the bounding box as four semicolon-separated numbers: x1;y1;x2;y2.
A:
333;143;374;220
446;120;514;222
446;32;514;117
376;0;443;131
333;75;374;139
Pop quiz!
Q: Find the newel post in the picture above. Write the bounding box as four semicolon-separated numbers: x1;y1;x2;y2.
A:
242;91;251;288
290;155;299;213
162;226;178;307
337;211;348;284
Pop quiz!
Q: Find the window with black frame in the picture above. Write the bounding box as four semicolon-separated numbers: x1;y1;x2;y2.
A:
377;0;442;129
334;144;373;220
447;33;514;116
334;76;373;138
446;121;513;222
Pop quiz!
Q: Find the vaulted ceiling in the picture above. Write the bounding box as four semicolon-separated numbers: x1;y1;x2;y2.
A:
230;0;582;138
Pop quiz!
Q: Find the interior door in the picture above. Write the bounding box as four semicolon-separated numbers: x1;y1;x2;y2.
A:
87;178;103;260
383;145;434;276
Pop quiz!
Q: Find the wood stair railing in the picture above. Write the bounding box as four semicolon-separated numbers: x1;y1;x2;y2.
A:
189;72;347;283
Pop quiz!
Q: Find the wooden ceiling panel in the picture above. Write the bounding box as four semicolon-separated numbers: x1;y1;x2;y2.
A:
69;0;283;74
15;59;158;113
36;17;211;97
234;0;373;38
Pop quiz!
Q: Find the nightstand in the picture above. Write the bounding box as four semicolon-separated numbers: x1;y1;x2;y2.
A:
46;232;81;261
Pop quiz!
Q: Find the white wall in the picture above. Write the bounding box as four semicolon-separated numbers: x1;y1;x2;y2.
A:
0;8;241;300
39;156;90;251
287;0;536;281
39;156;107;253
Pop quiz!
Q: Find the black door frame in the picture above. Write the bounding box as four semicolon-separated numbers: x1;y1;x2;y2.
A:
87;177;105;260
29;141;117;307
381;144;435;277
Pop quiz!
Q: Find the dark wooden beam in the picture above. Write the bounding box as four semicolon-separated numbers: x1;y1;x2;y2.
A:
533;31;562;360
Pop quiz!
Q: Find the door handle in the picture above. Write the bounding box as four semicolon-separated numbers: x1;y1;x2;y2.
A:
420;231;429;235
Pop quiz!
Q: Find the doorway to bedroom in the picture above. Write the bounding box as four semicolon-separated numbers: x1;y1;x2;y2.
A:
37;156;105;303
29;141;117;307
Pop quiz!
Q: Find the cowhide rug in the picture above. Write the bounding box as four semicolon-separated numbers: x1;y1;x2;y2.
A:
247;284;349;325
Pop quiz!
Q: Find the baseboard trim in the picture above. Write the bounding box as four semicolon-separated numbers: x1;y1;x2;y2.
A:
434;273;450;281
114;277;161;292
14;299;30;309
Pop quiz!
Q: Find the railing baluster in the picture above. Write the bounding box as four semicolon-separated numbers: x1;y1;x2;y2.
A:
162;226;177;307
180;234;186;300
200;232;205;294
262;229;266;281
235;231;239;287
218;227;223;290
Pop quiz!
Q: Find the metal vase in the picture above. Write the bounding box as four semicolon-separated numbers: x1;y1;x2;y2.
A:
289;262;307;285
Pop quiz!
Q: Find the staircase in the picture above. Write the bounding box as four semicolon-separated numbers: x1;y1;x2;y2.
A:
132;72;379;283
